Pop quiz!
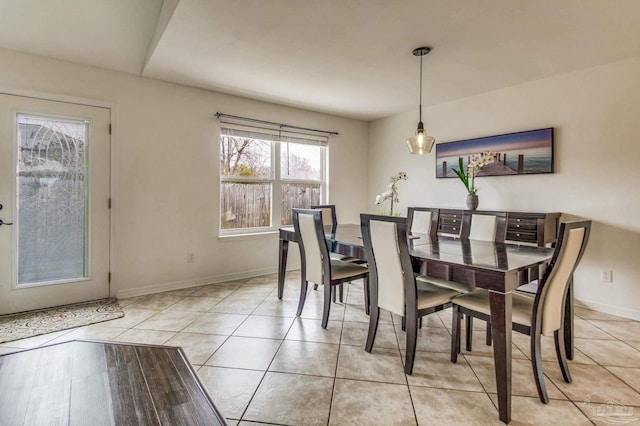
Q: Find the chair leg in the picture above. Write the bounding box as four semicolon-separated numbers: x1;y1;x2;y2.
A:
554;329;572;383
451;305;461;363
365;306;380;352
313;283;318;291
465;315;473;351
296;279;308;316
339;283;344;303
419;316;423;329
531;331;550;404
332;285;337;302
363;277;370;315
401;316;406;331
405;312;418;375
322;283;332;329
485;321;492;346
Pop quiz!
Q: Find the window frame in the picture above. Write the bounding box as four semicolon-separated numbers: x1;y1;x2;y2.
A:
219;124;327;236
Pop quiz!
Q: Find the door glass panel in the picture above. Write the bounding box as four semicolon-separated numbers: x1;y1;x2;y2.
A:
16;114;88;285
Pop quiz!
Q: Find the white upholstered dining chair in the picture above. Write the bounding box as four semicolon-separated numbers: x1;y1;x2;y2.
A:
293;208;369;329
450;220;591;403
360;214;460;374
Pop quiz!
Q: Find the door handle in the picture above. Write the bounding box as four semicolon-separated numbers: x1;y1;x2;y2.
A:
0;219;13;226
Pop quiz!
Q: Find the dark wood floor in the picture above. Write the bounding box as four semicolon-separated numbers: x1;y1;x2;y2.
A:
0;340;227;425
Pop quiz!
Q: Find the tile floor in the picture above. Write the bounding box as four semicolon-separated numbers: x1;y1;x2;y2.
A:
2;272;640;425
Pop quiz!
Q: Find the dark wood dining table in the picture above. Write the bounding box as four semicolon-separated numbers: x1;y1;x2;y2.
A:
277;223;554;423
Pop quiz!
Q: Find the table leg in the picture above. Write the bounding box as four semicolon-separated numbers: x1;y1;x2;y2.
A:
278;238;289;300
489;290;512;424
564;276;574;360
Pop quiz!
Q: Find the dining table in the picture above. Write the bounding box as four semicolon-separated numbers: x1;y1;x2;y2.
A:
277;223;555;424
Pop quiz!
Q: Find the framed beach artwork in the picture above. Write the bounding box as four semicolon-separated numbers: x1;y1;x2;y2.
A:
435;128;554;178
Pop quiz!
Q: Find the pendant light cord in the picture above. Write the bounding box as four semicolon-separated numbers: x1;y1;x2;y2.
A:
419;54;423;122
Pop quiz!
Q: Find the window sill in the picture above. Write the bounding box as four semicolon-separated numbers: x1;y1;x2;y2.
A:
218;230;280;241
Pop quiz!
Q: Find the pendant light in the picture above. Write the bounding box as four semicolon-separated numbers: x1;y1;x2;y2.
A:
406;47;435;154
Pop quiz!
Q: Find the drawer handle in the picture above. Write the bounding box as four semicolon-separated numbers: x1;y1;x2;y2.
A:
516;224;520;228
517;218;521;222
453;227;457;231
453;220;457;223
516;233;521;237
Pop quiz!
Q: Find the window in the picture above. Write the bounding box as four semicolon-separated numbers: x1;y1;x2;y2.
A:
219;124;327;234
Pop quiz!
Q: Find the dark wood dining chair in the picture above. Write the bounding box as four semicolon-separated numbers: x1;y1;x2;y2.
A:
407;207;439;237
293;208;369;329
461;210;507;242
310;204;361;304
360;214;461;374
450;220;591;403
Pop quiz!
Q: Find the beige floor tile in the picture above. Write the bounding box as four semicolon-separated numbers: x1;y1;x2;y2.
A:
395;325;452;354
47;325;125;343
576;398;640;425
197;366;264;419
252;299;299;317
575;307;628;321
107;307;157;328
285;318;342;344
233;315;294;340
411;387;502;426
330;379;416;425
124;294;185;310
342;321;398;349
465;354;566;399
269;340;339;377
628;341;640;351
336;344;406;384
208;296;263;315
488;394;592;425
205;336;281;370
134;311;200;332
164;296;222;312
606;366;640;394
587;320;640;342
0;330;73;349
191;285;238;298
156;287;199;297
574;319;617;339
343;304;392;324
232;286;274;298
574;339;640;368
113;329;175;345
544;362;640;406
246;275;278;285
406;351;484;392
457;330;528;360
0;346;21;355
165;332;228;365
244;372;333;425
511;333;596;365
182;313;248;335
299;297;347;322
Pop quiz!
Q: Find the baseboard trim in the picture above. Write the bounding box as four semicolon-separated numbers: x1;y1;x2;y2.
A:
115;264;301;299
575;298;640;321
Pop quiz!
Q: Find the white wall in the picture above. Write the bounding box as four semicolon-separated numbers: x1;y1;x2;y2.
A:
368;55;640;320
0;47;369;298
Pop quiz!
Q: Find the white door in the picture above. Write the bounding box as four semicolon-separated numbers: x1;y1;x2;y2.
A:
0;94;111;314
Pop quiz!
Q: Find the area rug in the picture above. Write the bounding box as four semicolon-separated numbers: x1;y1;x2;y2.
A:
0;299;124;344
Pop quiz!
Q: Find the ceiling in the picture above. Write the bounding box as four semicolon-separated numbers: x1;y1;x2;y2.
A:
1;0;639;121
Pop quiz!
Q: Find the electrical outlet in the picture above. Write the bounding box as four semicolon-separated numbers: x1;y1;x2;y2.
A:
187;252;195;263
600;269;612;283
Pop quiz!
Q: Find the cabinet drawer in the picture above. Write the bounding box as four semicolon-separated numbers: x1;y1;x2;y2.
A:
439;224;461;235
506;230;538;243
507;221;537;232
440;216;462;226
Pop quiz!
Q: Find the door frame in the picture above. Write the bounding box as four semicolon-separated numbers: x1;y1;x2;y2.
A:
0;86;117;298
